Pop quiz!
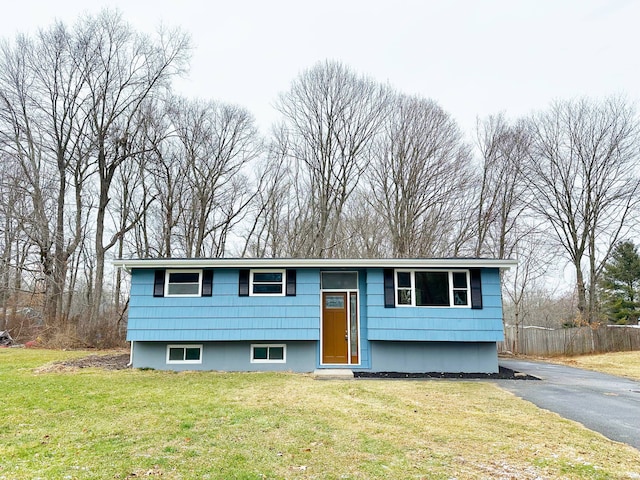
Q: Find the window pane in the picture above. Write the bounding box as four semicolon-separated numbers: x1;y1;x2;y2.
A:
415;272;449;306
185;348;201;361
169;272;200;283
350;293;358;357
169;348;184;361
452;272;467;289
253;347;268;360
397;272;411;288
268;347;284;360
167;283;200;295
253;272;282;283
398;289;412;305
453;290;468;305
253;284;283;294
321;272;357;289
325;295;345;309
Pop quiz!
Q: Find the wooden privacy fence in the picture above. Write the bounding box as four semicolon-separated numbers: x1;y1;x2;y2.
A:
499;325;640;356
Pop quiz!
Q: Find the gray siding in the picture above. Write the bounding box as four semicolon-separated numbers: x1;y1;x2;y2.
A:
131;340;499;373
362;341;499;373
132;340;317;372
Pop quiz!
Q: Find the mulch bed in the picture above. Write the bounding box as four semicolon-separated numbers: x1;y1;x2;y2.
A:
354;366;539;380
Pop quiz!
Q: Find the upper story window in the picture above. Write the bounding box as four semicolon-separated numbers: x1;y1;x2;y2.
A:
396;270;470;307
165;270;202;297
154;269;212;298
250;270;285;296
239;269;296;297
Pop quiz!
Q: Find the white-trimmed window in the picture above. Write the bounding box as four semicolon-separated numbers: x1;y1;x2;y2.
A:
396;270;470;307
165;270;202;297
250;270;285;296
166;344;203;364
251;344;286;363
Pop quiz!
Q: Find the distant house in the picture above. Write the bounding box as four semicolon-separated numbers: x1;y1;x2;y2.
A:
113;258;516;373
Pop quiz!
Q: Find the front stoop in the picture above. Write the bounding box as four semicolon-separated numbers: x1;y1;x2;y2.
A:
313;369;354;380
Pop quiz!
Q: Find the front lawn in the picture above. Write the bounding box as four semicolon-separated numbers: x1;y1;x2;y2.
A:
1;349;639;479
549;351;640;381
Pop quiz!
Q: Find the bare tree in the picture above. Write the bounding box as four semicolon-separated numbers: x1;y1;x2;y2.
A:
473;114;530;258
0;23;93;326
240;130;292;258
0;155;28;330
332;192;390;258
75;10;190;324
170;97;261;257
130;99;182;258
502;228;555;353
275;60;391;257
525;97;640;321
368;94;471;257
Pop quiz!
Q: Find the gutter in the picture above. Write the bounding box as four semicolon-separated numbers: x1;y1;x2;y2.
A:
127;341;134;367
113;257;518;271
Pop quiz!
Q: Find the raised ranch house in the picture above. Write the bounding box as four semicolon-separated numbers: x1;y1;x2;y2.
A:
113;258;516;373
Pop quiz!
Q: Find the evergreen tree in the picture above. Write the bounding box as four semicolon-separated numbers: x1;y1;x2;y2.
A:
599;241;640;325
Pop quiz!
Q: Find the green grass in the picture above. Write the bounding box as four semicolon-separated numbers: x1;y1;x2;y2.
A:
1;349;640;479
550;351;640;381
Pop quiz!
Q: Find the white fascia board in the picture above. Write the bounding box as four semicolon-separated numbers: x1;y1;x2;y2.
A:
113;257;517;273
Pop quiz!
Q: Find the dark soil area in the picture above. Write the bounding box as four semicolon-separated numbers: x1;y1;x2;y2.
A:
354;366;539;380
35;352;131;373
65;353;131;369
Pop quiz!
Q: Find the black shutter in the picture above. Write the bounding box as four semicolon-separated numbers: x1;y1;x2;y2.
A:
383;269;395;308
238;269;250;296
153;270;165;297
470;268;483;309
202;270;213;297
286;269;297;296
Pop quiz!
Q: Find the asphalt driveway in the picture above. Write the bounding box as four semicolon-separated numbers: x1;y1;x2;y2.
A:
497;359;640;450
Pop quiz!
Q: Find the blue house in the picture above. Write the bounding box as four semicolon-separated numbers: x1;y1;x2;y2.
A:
113;258;516;373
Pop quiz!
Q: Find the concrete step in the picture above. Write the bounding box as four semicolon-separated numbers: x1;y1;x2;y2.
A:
313;368;354;380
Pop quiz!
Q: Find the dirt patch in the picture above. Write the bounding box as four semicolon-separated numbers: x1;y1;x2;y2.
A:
34;352;130;373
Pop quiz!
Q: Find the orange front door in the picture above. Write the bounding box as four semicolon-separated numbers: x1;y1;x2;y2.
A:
322;292;348;364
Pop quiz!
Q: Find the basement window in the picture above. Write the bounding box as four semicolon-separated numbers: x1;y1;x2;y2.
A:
166;344;203;364
251;344;286;363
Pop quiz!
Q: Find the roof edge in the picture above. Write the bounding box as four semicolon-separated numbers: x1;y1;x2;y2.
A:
113;257;517;273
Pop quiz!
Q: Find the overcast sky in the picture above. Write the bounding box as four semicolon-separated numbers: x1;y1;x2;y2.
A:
1;0;638;139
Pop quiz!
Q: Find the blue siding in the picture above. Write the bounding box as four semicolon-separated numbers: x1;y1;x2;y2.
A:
366;268;504;342
127;268;320;342
126;266;505;350
356;270;370;369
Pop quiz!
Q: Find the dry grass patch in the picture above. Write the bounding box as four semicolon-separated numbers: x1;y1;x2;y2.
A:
1;349;640;479
550;351;640;381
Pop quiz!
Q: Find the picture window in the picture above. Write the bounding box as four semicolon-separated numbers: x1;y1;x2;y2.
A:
395;270;470;307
